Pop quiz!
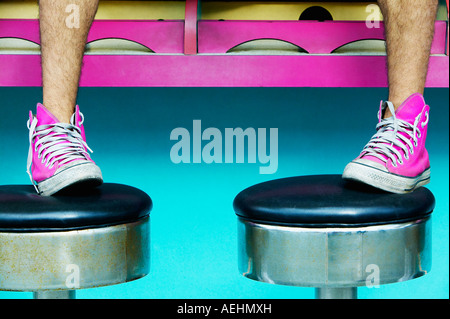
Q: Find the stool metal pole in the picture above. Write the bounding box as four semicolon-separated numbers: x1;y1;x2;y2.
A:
33;290;76;299
315;287;357;299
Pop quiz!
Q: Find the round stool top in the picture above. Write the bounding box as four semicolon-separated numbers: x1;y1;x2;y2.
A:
234;175;435;227
0;183;152;232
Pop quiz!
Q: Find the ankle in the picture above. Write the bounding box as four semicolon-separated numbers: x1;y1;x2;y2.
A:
383;98;402;119
42;102;74;124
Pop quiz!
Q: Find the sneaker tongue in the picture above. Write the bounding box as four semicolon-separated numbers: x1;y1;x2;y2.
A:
393;93;426;124
36;103;60;125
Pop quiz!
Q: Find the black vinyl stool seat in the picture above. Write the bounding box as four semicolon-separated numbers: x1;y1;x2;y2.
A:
233;175;435;299
0;183;152;299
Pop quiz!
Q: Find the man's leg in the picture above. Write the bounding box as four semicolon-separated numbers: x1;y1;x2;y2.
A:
39;0;99;123
378;0;438;117
27;0;102;196
342;0;438;193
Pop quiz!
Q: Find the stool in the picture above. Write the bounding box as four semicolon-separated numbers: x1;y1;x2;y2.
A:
233;175;435;299
0;183;152;299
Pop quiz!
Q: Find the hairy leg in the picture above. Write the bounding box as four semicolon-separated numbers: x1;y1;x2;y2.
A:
39;0;99;123
377;0;438;117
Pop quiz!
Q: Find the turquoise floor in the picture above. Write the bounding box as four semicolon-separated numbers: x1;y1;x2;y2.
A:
0;87;448;299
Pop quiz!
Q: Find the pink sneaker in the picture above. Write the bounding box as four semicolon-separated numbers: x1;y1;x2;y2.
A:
27;103;103;196
342;93;430;193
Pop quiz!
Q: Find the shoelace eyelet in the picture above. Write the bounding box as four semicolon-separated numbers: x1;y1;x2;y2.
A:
421;111;429;128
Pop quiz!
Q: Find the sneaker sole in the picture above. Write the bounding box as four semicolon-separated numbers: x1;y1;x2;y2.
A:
342;161;430;194
36;162;103;196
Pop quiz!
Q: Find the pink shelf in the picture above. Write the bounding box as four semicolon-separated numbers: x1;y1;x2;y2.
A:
0;19;185;53
1;54;447;88
198;20;447;55
0;2;448;88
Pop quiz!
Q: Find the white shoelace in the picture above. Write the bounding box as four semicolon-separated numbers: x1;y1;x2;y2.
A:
26;112;93;190
361;101;429;167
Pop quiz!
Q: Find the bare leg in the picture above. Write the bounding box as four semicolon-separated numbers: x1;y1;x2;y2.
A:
39;0;99;123
377;0;438;117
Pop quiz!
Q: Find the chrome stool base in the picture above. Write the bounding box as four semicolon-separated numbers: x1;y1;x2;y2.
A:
0;217;149;297
315;288;357;299
33;290;76;299
238;217;431;298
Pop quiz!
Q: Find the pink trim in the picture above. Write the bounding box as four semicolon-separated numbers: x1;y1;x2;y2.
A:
0;54;447;87
0;19;40;43
198;20;447;55
88;20;184;53
2;19;444;55
0;19;185;53
184;0;198;54
446;0;449;55
0;18;448;87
